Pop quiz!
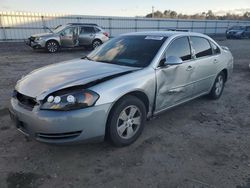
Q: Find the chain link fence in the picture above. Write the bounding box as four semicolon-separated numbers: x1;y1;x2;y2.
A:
1;11;250;41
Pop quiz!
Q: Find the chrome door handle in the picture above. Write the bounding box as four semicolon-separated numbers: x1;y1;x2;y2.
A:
186;65;193;71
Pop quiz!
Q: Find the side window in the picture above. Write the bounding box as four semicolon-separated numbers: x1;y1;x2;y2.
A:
190;37;213;58
80;26;95;34
61;27;75;36
166;37;191;61
210;41;220;54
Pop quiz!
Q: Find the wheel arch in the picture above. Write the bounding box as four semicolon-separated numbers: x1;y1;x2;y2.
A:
104;90;150;139
92;37;102;44
45;39;60;47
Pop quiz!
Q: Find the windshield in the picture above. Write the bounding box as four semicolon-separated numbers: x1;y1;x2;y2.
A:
229;26;245;30
87;35;167;67
53;25;68;33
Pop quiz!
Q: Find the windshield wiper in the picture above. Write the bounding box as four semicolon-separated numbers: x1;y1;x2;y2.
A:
81;56;93;61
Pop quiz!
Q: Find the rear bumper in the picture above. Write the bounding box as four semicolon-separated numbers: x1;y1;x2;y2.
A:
9;97;112;144
100;36;109;43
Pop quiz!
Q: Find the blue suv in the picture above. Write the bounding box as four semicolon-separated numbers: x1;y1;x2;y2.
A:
226;26;250;39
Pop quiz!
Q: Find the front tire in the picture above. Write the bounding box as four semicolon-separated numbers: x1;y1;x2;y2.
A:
46;40;59;53
208;72;225;100
107;95;146;147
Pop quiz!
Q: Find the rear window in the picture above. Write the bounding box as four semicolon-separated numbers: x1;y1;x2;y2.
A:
190;37;213;58
80;26;95;34
94;27;101;33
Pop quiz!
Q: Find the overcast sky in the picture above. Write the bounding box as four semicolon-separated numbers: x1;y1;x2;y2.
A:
0;0;249;16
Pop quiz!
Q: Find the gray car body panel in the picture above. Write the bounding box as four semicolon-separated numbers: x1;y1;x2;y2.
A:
11;31;234;144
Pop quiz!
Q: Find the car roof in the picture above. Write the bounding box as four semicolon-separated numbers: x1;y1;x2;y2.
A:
122;31;210;38
67;23;98;26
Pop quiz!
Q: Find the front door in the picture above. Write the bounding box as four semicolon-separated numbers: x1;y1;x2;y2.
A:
155;36;196;113
60;27;78;47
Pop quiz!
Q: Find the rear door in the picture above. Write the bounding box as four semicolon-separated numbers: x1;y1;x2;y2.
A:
78;26;96;45
155;36;196;112
189;36;217;96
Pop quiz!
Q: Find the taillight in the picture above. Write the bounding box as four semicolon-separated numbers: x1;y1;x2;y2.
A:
103;32;109;37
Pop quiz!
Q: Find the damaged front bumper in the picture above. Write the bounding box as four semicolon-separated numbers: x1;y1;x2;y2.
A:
9;97;112;144
25;38;46;49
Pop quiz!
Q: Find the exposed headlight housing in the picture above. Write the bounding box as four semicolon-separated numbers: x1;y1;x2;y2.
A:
40;89;99;111
35;37;42;41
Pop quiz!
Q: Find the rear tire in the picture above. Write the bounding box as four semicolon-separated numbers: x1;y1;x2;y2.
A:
92;39;102;50
208;72;225;100
46;40;59;53
107;95;146;147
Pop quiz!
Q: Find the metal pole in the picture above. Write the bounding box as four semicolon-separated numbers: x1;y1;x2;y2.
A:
204;20;207;34
0;13;6;40
108;17;112;37
214;21;217;35
41;15;47;32
135;18;137;32
191;20;194;32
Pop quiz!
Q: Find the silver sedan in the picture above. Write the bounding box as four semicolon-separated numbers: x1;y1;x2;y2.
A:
9;31;234;146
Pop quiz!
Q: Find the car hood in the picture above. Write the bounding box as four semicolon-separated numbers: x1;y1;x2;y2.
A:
31;32;54;38
16;59;139;100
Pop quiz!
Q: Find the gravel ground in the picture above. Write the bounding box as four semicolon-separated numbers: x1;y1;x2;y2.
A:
0;39;250;188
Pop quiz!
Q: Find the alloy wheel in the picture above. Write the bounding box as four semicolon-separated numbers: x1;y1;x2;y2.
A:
47;41;58;53
215;75;224;96
116;105;142;139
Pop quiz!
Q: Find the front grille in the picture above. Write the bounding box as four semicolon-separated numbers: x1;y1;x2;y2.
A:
16;92;38;110
37;131;82;140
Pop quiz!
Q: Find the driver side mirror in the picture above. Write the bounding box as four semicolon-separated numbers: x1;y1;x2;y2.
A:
161;56;183;66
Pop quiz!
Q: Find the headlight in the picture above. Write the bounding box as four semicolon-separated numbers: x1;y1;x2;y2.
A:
40;89;99;111
35;37;42;41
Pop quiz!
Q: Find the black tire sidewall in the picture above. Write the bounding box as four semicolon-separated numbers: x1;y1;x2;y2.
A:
107;96;146;147
92;40;102;50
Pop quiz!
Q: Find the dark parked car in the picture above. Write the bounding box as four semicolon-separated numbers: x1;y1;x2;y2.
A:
226;26;250;39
